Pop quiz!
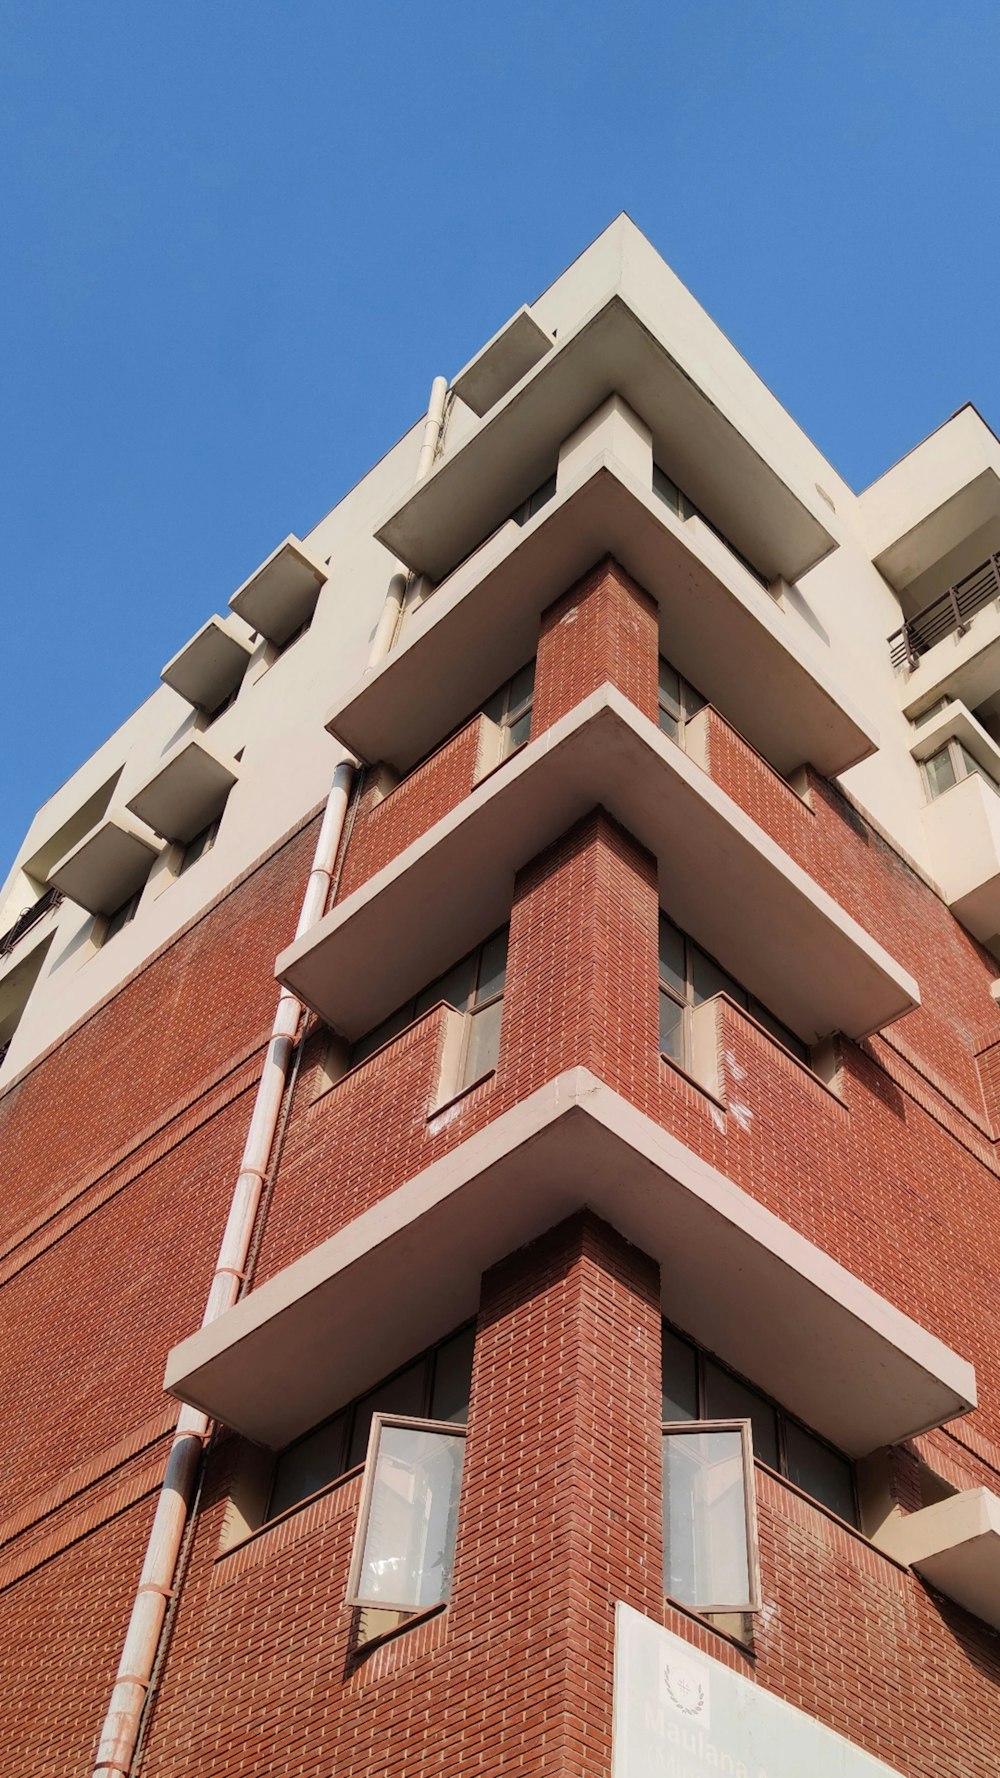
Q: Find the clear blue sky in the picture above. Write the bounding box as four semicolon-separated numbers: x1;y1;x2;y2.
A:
2;0;999;878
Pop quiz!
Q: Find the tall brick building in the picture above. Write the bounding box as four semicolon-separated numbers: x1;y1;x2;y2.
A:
2;216;1000;1776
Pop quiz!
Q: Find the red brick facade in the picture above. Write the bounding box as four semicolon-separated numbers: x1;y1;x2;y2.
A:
2;559;1000;1775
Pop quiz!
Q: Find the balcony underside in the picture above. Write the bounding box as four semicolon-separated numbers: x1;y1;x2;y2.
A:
164;1069;974;1454
48;818;161;917
283;689;916;1047
126;737;239;845
377;294;836;588
336;454;874;780
876;1489;1000;1629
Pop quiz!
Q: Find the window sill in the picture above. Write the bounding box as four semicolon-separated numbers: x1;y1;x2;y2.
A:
350;1598;447;1664
659;1051;727;1113
427;1068;497;1124
663;1594;757;1661
215;1461;364;1570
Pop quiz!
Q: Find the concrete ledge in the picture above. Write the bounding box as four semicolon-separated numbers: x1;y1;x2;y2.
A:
335;451;873;781
126;737;240;846
48;818;162;917
376;293;836;586
228;535;328;647
161;617;252;713
874;1488;1000;1628
164;1069;975;1453
284;687;917;1045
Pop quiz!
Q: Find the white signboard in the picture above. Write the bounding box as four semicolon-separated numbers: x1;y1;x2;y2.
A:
613;1604;904;1778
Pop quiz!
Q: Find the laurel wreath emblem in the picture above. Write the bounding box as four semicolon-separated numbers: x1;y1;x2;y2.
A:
662;1662;705;1717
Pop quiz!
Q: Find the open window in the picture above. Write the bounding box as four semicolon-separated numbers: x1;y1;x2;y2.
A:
346;1414;466;1613
662;1420;759;1613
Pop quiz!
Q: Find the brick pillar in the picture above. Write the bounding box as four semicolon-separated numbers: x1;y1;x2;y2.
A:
503;811;659;1094
533;557;659;732
452;1211;662;1776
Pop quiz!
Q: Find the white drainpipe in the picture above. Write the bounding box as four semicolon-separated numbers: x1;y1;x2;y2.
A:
92;386;447;1777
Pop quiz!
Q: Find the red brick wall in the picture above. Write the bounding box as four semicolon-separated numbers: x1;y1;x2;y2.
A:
335;716;489;904
6;555;1000;1777
533;555;659;731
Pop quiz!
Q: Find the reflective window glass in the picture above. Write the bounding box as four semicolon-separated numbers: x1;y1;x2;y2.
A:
657;917;686;997
351;1422;466;1611
704;1360;778;1470
661;1325;699;1421
347;1360;428;1468
784;1421;856;1524
925;747;958;798
476;929;508;1003
430;1325;476;1423
662;1427;754;1609
269;1412;348;1520
691;947;745;1011
658;992;685;1063
463;999;503;1084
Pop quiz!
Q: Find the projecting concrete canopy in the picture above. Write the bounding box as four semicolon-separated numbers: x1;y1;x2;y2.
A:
875;1490;1000;1629
228;535;328;646
164;1069;975;1454
47;818;161;917
160;617;252;713
125;737;239;845
283;688;917;1047
334;452;874;781
376;294;836;587
452;305;554;417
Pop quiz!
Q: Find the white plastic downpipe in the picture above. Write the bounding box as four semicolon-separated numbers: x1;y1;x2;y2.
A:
416;374;448;480
92;391;446;1777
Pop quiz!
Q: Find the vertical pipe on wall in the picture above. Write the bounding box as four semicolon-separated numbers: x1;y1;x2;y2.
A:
90;525;426;1774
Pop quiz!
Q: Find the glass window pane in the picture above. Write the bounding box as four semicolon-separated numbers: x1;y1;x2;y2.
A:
658;706;680;741
463;999;503;1084
351;1003;412;1066
691;946;745;1010
659;991;685;1063
658;916;686;997
662;1428;752;1609
269;1412;348;1519
353;1423;465;1610
658;658;681;711
784;1421;857;1525
482;686;506;725
348;1361;428;1468
751;1001;808;1063
958;743;999;792
661;1326;699;1421
703;1360;778;1469
653;466;683;515
526;475;556;519
414;956;476;1018
507;659;536;715
680;678;707;720
430;1326;475;1423
507;711;532;749
476;929;508;1003
925;747;957;799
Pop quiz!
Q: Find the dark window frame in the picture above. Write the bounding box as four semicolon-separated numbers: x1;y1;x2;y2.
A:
658;911;808;1069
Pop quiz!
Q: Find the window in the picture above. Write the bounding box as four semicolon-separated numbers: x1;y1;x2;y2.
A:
482;660;535;755
924;738;999;802
658;656;706;742
662;1420;759;1612
653;463;767;587
177;817;220;875
351;927;509;1085
509;473;556;527
347;1415;466;1613
100;890;141;946
267;1323;474;1522
662;1323;858;1528
658;912;808;1068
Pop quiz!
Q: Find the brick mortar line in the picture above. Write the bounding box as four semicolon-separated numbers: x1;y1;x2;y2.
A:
0;1031;270;1276
0;1409;176;1551
0;799;323;1104
863;1034;999;1173
0;1453;166;1594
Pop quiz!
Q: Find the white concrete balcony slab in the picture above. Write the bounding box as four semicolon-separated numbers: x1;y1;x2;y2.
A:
333;451;874;780
164;1068;974;1452
283;687;916;1046
922;771;1000;952
47;817;162;917
452;305;554;417
125;736;239;845
160;617;252;713
228;535;328;646
875;1489;1000;1629
377;293;836;588
861;405;1000;607
908;700;1000;780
